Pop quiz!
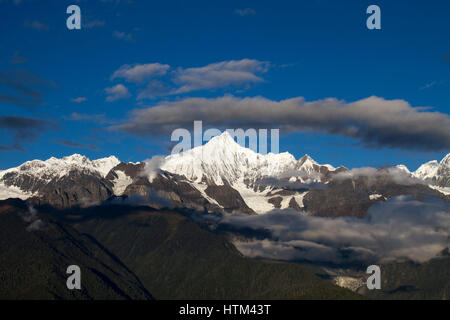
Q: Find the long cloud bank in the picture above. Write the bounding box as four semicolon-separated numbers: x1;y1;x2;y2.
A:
217;196;450;265
112;95;450;151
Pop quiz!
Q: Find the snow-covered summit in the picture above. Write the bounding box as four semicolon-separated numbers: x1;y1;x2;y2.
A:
0;154;120;201
0;154;120;180
410;153;450;187
413;160;439;181
440;153;450;167
161;131;329;185
395;164;411;174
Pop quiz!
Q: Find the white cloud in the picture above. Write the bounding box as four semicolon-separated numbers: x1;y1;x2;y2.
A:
71;97;87;103
172;59;269;94
105;84;130;102
112;63;170;83
141;155;166;182
332;166;427;186
221;196;450;264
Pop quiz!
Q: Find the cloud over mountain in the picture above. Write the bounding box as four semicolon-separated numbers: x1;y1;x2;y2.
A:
221;196;450;265
112;95;450;151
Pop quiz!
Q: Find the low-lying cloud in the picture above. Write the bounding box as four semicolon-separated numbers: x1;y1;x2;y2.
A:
217;196;450;265
112;95;450;151
141;155;166;182
332;166;426;186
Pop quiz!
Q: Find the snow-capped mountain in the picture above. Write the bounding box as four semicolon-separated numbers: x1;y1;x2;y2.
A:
408;154;450;194
0;154;119;182
395;164;411;174
413;160;440;181
161;131;334;185
435;154;450;188
160;132;340;213
0;154;120;206
0;131;449;215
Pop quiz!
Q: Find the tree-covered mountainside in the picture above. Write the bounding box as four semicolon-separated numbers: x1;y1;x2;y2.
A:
1;198;448;300
0;199;152;300
361;254;450;300
64;204;361;300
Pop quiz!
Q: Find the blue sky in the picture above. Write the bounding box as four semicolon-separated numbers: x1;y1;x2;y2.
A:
0;0;449;170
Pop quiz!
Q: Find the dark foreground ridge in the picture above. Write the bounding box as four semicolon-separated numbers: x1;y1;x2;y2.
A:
0;199;152;300
0;199;361;300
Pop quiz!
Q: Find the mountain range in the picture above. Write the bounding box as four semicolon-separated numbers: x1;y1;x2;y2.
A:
1;131;449;217
1;131;449;299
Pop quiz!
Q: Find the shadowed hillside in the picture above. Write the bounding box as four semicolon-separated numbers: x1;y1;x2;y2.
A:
0;199;152;300
64;204;362;299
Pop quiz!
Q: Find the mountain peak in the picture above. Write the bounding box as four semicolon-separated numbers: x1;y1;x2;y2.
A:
300;154;313;161
206;131;240;147
414;160;439;180
395;164;411;173
440;153;450;166
298;154;318;166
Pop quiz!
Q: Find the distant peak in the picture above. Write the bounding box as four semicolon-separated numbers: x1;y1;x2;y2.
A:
62;154;88;161
299;154;317;166
204;131;245;149
395;164;410;172
95;155;120;162
210;131;236;142
221;130;232;137
440;153;450;166
213;130;230;138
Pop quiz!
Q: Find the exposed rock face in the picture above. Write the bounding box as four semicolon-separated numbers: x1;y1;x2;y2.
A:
436;154;450;187
33;170;114;209
204;185;254;214
268;196;283;209
0;155;118;209
123;173;214;212
288;197;302;211
106;162;145;180
303;175;447;218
